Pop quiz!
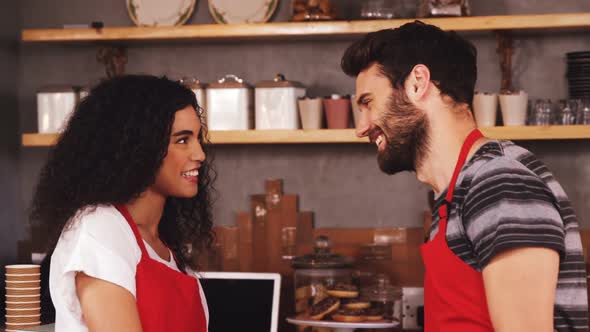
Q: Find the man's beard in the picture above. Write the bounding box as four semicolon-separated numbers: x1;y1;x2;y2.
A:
376;90;430;175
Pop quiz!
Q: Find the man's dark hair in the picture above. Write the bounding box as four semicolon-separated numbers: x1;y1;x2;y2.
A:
341;21;477;107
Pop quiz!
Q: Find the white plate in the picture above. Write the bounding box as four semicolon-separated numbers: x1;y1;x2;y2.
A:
208;0;278;24
127;0;196;26
287;317;399;329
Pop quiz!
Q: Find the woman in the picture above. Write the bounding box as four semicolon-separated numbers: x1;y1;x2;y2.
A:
30;75;215;332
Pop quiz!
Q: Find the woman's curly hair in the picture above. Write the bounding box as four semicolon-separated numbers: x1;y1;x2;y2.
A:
30;75;216;272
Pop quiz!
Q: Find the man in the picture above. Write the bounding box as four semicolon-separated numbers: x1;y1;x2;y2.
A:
341;21;588;332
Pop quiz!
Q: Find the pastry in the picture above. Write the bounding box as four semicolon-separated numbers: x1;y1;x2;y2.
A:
295;285;312;300
309;296;340;320
331;308;366;323
295;298;309;313
364;307;384;321
342;298;370;310
311;283;329;304
326;283;359;298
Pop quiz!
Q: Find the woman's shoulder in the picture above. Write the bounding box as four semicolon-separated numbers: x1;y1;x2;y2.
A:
73;204;129;235
57;204;140;259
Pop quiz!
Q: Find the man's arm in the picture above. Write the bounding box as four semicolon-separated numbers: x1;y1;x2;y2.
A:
76;272;143;332
482;247;559;332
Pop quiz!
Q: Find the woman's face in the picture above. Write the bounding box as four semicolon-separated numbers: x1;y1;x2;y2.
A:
152;105;206;198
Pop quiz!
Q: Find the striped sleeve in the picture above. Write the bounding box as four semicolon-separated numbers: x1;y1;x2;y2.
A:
461;157;565;269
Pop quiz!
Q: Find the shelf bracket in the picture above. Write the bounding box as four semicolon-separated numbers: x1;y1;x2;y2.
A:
96;46;128;78
495;30;514;93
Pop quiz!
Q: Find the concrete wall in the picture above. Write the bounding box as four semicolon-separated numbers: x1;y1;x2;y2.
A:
14;0;590;237
1;2;22;264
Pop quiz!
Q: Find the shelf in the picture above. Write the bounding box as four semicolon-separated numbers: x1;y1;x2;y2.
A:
21;13;590;43
21;130;364;146
21;126;590;146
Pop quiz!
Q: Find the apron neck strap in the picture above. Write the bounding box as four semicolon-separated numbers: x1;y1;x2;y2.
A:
439;129;483;221
115;204;149;257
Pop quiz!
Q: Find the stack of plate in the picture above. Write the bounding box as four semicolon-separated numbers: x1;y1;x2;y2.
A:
567;51;590;99
5;265;41;332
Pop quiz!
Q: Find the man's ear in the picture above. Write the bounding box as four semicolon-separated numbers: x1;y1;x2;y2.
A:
405;64;431;103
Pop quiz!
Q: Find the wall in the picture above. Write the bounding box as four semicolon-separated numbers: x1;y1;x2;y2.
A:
1;2;22;267
15;0;590;237
1;0;21;325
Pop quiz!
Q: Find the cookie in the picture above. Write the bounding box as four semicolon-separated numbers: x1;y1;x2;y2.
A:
331;308;366;323
295;285;312;300
364;307;384;321
342;298;370;310
309;296;340;320
326;282;359;298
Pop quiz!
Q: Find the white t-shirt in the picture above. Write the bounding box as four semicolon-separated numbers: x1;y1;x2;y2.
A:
49;205;209;332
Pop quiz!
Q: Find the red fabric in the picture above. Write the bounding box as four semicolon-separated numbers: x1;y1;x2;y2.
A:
420;129;494;332
116;205;207;332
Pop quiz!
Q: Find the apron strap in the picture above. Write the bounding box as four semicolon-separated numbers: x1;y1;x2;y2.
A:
438;129;484;227
115;204;149;258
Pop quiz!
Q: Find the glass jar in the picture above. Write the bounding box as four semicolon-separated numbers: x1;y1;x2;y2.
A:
579;99;590;124
557;99;577;125
417;0;470;17
361;274;403;324
360;0;398;20
531;99;553;126
291;0;337;21
291;236;353;316
354;243;392;289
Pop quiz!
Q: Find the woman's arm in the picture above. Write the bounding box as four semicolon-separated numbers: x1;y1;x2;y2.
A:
76;272;143;332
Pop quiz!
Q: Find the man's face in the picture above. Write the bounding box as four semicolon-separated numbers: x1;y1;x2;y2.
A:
355;63;430;174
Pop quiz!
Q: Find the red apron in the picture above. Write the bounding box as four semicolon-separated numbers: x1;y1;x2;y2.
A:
420;129;494;332
116;205;207;332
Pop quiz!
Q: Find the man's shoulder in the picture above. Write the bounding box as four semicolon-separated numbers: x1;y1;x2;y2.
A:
466;140;541;182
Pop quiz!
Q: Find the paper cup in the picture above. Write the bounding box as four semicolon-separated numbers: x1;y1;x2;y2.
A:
6;314;42;324
6;287;41;296
298;98;323;129
6;308;41;316
5;264;40;275
323;98;351;129
6;294;41;302
473;93;498;127
6;280;41;288
5;322;42;332
6;301;41;309
6;273;41;281
499;91;528;126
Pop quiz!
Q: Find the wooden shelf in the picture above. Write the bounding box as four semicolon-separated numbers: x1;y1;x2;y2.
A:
21;13;590;43
21;126;590;146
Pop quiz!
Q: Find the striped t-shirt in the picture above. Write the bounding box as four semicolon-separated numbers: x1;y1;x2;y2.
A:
429;140;588;332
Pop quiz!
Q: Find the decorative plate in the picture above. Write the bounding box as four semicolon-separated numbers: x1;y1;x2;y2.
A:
127;0;196;26
208;0;278;24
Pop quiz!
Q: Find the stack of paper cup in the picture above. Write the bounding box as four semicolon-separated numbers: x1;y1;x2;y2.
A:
5;264;41;331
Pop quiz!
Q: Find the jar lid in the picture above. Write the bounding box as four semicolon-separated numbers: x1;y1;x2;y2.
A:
359;243;392;260
37;85;77;93
255;73;304;88
291;235;353;269
208;74;251;89
179;77;207;89
361;274;402;301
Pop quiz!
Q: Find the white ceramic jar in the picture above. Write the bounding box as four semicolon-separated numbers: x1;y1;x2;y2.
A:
255;74;305;130
179;77;207;112
36;86;77;133
206;75;253;130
